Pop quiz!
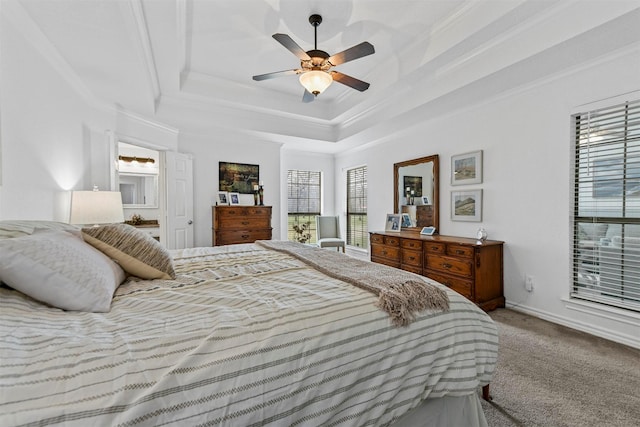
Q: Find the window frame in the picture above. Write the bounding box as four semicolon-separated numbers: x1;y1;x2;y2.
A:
346;165;368;249
571;98;640;312
287;170;321;244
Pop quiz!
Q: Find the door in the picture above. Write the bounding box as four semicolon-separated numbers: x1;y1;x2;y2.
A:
165;151;194;249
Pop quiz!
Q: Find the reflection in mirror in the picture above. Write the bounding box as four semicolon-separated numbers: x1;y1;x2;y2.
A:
394;155;439;231
119;173;158;207
117;142;160;208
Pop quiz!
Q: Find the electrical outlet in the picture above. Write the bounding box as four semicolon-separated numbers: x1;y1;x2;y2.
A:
525;274;534;292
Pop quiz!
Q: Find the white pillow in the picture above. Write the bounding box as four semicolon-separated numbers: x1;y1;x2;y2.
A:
0;230;126;312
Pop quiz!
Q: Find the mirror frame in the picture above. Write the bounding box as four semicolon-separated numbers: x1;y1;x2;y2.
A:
393;154;440;232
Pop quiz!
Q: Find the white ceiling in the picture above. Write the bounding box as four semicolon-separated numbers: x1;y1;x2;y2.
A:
7;0;640;154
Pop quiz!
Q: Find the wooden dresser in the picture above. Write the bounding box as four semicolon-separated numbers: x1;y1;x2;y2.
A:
370;231;504;311
212;206;272;246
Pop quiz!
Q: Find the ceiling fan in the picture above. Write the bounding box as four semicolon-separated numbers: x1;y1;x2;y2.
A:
252;14;375;102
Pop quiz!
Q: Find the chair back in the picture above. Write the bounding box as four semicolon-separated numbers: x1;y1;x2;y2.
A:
316;216;340;239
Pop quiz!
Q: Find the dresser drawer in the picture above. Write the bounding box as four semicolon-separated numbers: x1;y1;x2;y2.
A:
218;217;270;229
371;244;400;261
383;236;400;246
426;254;473;277
401;238;422;250
426;271;473;299
424;241;446;254
447;244;474;259
217;206;271;219
215;229;272;245
370;234;385;245
401;249;422;267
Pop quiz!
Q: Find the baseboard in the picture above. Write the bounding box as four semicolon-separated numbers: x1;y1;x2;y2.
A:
505;301;640;350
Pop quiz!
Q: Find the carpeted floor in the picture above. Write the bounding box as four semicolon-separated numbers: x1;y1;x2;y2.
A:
479;309;640;427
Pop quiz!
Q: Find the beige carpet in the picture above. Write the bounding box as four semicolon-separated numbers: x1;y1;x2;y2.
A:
480;309;640;427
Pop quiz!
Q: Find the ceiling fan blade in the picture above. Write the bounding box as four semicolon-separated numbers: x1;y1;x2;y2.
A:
331;71;370;92
327;42;375;66
302;90;315;103
272;34;311;61
252;69;299;81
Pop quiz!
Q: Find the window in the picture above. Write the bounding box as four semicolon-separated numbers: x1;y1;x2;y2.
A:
572;99;640;312
346;166;368;248
287;170;321;243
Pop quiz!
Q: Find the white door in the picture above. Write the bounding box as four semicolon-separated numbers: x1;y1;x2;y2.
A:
165;151;194;249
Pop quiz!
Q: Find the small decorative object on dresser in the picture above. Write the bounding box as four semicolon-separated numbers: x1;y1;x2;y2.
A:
258;181;264;205
370;230;504;311
253;184;259;205
212;205;272;246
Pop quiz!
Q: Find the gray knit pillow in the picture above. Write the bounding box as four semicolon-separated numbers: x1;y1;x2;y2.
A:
82;224;175;280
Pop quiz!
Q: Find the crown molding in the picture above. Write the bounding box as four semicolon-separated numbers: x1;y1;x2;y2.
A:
119;0;161;113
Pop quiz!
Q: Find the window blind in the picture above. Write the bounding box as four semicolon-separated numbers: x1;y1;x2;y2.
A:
572;99;640;311
287;170;321;243
347;166;368;248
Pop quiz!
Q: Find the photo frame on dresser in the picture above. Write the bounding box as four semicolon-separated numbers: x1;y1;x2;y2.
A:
385;214;401;232
229;192;240;206
216;192;229;205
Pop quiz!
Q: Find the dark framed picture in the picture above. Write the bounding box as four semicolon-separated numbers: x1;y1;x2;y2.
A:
219;162;259;194
403;176;423;197
229;192;240;205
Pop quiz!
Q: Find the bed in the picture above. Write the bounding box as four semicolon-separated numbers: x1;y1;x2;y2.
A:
0;221;498;427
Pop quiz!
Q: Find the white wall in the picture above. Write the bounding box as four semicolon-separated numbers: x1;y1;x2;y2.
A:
0;13;179;223
178;130;282;248
336;47;640;348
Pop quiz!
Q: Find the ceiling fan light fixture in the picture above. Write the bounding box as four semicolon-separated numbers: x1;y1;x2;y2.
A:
299;70;332;96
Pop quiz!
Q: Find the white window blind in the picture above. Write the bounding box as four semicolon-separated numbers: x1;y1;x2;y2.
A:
346;166;368;248
287;170;321;243
572;99;640;311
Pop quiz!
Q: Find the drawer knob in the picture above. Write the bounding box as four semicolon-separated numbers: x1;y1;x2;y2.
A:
409;256;415;261
382;251;387;255
442;263;452;269
242;221;250;225
431;246;439;251
456;249;464;255
242;234;250;239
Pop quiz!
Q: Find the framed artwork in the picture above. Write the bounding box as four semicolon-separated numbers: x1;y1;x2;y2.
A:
385;214;402;232
401;213;412;228
216;192;229;205
451;150;482;186
421;196;429;205
219;162;259;194
229;192;240;205
451;189;482;222
403;176;423;197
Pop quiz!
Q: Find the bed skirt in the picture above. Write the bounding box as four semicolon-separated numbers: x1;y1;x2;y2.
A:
394;393;488;427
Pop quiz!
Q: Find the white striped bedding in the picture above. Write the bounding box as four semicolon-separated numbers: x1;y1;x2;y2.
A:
0;243;498;427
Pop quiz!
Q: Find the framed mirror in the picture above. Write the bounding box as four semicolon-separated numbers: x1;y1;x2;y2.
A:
119;173;158;208
394;155;439;231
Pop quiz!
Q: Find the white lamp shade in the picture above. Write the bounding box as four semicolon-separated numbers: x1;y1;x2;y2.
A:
69;191;124;225
299;71;332;95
